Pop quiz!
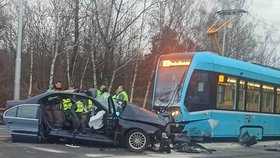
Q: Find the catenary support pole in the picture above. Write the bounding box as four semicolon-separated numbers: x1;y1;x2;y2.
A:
14;0;24;100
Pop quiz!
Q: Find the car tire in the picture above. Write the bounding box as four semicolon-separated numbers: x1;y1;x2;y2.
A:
125;129;150;152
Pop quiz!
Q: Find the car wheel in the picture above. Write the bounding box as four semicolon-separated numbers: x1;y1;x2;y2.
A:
125;129;150;152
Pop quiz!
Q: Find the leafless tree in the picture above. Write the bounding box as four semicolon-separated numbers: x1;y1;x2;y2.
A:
0;0;279;107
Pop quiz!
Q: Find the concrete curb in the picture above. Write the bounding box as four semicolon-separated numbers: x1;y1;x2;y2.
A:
201;141;280;149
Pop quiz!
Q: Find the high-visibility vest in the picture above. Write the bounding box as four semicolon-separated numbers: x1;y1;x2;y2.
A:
63;98;72;111
97;90;102;97
112;95;117;99
101;92;110;100
85;99;93;111
116;91;129;102
76;100;84;113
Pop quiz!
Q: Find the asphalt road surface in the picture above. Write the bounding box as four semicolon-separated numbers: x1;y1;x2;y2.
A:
1;125;280;158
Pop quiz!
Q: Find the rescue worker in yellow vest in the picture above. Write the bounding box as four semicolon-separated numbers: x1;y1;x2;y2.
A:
112;94;117;99
97;85;106;97
62;98;74;128
63;98;72;111
75;100;84;120
85;99;93;112
99;87;110;100
63;97;95;130
84;99;94;127
76;99;91;133
63;98;92;112
63;98;85;120
95;86;110;110
116;85;129;102
75;99;95;116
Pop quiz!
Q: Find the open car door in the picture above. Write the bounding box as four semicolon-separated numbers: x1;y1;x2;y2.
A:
103;97;120;139
3;104;41;142
107;96;119;126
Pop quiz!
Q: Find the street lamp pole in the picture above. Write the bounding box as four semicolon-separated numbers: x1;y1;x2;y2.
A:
14;0;24;100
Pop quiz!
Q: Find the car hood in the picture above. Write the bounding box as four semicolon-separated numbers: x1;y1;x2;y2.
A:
120;103;166;127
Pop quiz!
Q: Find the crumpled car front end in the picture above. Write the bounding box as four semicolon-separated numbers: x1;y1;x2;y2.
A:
119;103;168;145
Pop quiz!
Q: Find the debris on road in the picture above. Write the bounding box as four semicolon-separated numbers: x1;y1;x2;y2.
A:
239;131;257;147
265;148;280;152
171;134;214;154
173;141;214;154
158;133;172;153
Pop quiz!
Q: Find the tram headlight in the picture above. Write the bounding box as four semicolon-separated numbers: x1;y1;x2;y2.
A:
171;110;180;117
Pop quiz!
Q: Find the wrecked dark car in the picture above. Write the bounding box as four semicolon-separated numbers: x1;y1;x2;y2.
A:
3;92;167;152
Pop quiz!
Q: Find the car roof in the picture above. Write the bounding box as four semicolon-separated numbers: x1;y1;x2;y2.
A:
7;91;94;107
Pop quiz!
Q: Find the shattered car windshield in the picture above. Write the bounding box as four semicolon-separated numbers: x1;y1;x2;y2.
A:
96;96;125;114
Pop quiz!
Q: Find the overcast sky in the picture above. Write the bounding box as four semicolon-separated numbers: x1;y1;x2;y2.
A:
248;0;280;28
248;0;280;58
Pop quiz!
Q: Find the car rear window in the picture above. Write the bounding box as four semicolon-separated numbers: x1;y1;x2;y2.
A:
5;107;17;117
17;105;38;119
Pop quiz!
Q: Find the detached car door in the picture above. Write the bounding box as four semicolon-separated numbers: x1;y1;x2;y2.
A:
3;104;40;142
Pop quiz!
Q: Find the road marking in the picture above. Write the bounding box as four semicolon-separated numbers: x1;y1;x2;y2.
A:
201;141;280;149
85;154;112;157
85;153;202;158
66;144;80;148
29;146;67;154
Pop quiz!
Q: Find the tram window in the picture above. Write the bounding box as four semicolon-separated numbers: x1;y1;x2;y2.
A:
216;76;236;110
276;88;280;113
246;81;260;112
185;71;211;112
238;80;245;111
261;85;274;113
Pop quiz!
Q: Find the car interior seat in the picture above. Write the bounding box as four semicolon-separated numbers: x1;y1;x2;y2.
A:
44;104;64;129
45;106;55;124
52;103;72;128
52;104;63;120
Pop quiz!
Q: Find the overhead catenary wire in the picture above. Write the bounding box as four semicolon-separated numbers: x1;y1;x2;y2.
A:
215;0;279;32
247;13;280;32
